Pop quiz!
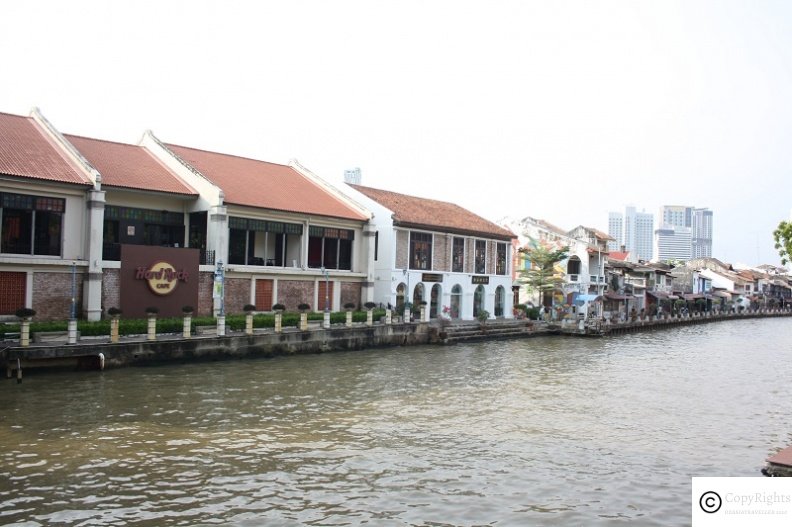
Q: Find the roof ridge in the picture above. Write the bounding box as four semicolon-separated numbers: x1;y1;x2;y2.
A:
350;183;466;209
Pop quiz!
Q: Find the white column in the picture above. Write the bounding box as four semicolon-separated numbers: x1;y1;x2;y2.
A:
83;189;105;321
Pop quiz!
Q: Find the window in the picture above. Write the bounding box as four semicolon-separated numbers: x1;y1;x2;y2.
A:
1;192;64;256
229;217;303;266
410;232;432;270
103;205;185;260
374;231;379;261
474;240;486;274
308;226;354;270
567;256;581;275
452;237;465;272
496;242;507;275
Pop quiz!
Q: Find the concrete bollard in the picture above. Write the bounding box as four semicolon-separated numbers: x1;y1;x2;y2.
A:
183;315;191;338
217;315;226;336
147;315;156;341
67;319;78;345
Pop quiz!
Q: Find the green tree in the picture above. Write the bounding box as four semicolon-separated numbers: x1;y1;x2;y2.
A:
773;220;792;265
519;241;569;307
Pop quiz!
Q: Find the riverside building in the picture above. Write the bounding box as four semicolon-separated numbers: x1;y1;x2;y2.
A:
343;184;516;321
0;109;372;320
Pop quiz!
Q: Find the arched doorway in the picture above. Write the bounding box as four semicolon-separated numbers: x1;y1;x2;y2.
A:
396;282;406;314
495;286;505;317
430;284;441;319
413;283;425;316
450;284;462;319
473;284;485;318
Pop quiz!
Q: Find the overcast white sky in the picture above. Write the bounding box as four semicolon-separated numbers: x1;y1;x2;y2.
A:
2;1;791;266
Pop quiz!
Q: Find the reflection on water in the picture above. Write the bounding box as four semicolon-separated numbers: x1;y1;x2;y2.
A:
1;318;791;526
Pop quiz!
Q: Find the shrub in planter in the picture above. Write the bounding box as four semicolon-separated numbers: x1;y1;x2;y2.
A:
272;303;286;312
108;307;122;317
298;303;310;312
182;305;194;314
15;308;36;319
243;304;256;312
145;307;159;316
344;302;357;311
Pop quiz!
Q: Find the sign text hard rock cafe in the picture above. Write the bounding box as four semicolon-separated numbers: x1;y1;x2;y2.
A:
135;261;189;295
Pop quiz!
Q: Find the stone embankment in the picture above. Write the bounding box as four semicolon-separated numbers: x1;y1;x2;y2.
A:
2;309;790;379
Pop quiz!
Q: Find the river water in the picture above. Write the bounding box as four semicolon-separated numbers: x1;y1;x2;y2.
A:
1;318;791;526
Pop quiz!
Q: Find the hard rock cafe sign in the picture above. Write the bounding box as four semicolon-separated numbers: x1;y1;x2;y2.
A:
135;261;189;295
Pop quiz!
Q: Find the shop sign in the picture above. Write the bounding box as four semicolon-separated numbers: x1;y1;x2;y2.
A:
471;275;489;285
422;273;443;283
136;261;189;295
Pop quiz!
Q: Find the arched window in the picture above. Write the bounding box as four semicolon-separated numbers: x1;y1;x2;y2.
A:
450;284;462;319
430;284;441;319
396;283;406;313
413;283;425;307
567;256;581;277
495;286;505;317
473;284;486;318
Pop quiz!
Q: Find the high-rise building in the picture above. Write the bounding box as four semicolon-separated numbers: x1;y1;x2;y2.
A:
658;205;713;260
607;212;623;252
654;225;692;262
607;206;654;261
343;167;362;185
691;207;713;258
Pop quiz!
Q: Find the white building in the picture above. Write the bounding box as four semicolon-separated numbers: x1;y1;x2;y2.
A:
660;205;713;259
608;206;654;261
344;184;516;320
653;224;692;262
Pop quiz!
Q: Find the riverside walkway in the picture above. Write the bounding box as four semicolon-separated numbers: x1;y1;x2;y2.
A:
2;309;790;379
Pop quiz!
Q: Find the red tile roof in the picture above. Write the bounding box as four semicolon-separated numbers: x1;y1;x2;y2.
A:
0;112;91;186
166;144;368;221
350;184;515;240
66;135;197;196
609;251;630;261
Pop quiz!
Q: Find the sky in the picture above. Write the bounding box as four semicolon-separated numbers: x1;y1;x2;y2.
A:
2;1;791;266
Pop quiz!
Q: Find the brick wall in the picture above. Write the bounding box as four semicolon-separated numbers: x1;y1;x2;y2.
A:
395;230;409;269
224;277;251;314
198;271;214;316
102;269;120;315
33;271;83;321
433;234;449;272
340;281;362;309
277;280;315;311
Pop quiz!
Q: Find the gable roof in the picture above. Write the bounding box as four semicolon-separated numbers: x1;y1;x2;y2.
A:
0;112;91;186
350;184;515;240
609;251;630;261
166;144;367;221
66;134;198;196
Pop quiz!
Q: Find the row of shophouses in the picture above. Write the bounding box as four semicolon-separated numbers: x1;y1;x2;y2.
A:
0;109;516;321
2;108;789;323
503;217;792;320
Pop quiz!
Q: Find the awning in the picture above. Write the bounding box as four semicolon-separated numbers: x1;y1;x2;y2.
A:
647;291;669;299
574;294;602;305
712;291;731;299
683;294;704;300
604;292;631;301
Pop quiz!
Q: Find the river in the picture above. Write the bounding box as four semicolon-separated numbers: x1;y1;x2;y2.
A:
1;318;791;526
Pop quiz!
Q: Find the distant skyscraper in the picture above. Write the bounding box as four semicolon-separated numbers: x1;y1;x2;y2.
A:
654;225;692;262
658;205;713;260
607;206;654;261
343;167;362;185
607;212;623;252
691;207;713;258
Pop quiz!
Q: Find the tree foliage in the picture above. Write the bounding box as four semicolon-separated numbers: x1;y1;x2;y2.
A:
774;220;792;266
518;240;569;305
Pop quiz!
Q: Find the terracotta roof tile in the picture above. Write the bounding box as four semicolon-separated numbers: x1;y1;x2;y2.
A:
350;184;515;240
0;112;90;186
609;251;630;261
166;144;367;221
65;135;197;196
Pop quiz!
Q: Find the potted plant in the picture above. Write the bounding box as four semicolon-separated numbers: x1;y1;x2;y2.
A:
298;303;310;331
272;303;286;333
145;306;159;341
364;301;376;326
15;307;35;347
108;307;122;343
181;305;194;338
477;309;490;331
243;304;256;335
344;302;356;327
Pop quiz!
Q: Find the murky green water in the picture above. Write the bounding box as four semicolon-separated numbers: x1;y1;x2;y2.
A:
1;318;791;526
